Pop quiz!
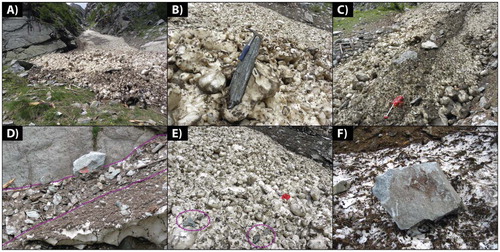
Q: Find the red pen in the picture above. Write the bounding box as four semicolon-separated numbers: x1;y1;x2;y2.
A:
384;96;404;119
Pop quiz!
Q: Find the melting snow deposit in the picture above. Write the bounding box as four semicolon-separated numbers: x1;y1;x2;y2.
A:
334;128;498;249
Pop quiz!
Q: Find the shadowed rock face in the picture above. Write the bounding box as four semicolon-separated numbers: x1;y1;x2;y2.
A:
3;3;83;62
372;162;463;230
3;17;72;61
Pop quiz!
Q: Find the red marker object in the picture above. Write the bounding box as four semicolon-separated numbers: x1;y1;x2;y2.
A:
281;193;291;200
384;96;404;119
79;167;89;174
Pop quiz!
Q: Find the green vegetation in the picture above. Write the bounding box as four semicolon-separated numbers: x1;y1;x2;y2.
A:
87;8;99;28
86;3;164;39
2;67;166;126
335;9;392;34
129;4;164;39
31;3;82;35
334;3;414;34
309;3;332;13
87;4;111;29
92;126;102;150
382;3;406;11
156;3;168;20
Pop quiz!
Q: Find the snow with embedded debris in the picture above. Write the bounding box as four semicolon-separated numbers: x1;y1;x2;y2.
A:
334;129;497;249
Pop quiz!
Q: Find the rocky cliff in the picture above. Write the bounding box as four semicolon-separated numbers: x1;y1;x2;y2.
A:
3;3;82;61
85;3;166;48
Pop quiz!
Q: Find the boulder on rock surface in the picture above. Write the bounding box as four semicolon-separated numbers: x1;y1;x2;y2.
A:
73;152;106;174
372;162;463;230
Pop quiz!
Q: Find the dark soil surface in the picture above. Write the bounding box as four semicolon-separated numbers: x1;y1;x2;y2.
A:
334;126;493;153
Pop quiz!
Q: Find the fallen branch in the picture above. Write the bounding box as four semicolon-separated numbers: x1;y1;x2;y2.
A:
2;178;15;189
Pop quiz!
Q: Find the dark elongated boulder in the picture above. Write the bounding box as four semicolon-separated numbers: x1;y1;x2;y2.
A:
228;33;262;109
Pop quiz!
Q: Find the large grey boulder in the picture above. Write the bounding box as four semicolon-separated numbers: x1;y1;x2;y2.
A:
393;50;418;65
4;40;67;61
72;152;106;174
372;162;463;230
3;17;56;51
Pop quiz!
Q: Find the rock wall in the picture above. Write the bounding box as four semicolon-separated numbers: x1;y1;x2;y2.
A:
3;3;82;62
3;17;69;61
96;127;157;164
3;127;92;187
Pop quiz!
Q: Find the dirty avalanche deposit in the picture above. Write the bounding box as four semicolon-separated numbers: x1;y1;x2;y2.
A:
334;3;498;126
29;29;167;122
334;127;498;249
2;132;167;249
168;3;333;125
168;127;332;249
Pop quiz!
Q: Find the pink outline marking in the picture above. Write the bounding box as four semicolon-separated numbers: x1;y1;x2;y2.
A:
246;224;277;249
2;168;167;247
2;133;168;247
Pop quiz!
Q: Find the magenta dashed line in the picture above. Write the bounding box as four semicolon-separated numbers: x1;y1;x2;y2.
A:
2;133;168;246
2;168;168;247
51;175;76;184
103;133;166;168
3;134;167;192
2;182;46;191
